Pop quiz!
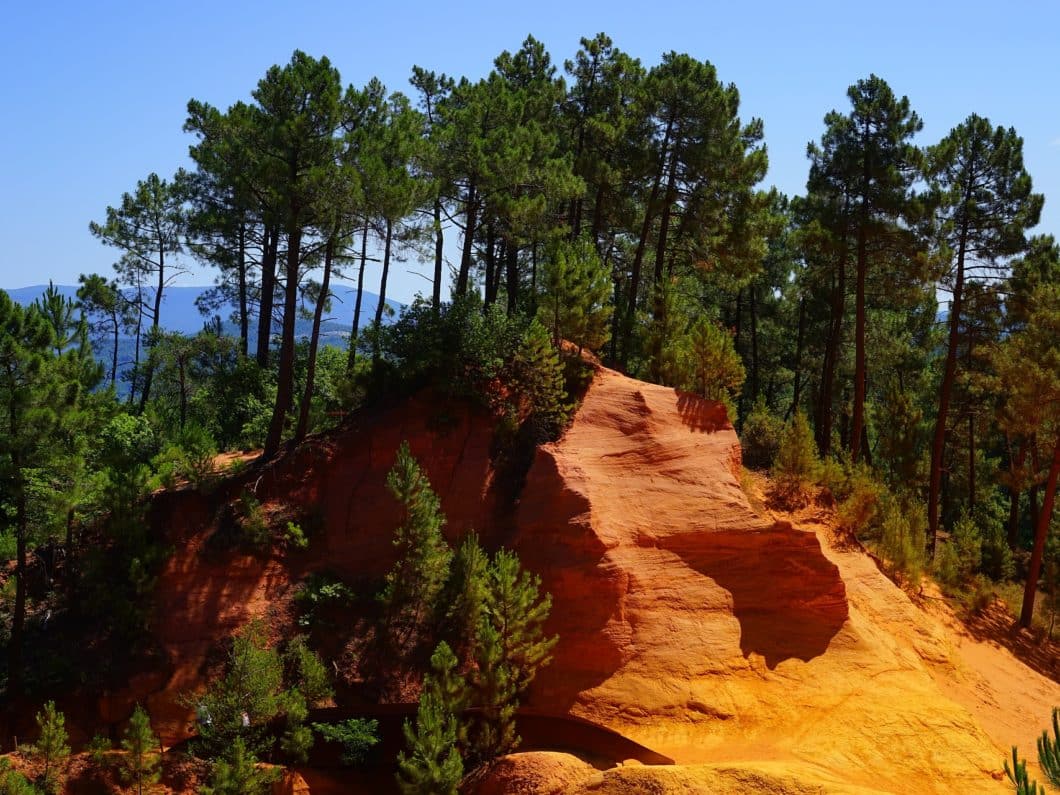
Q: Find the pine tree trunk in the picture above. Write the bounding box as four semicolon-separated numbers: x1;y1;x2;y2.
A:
9;462;26;696
238;221;249;357
790;296;806;420
817;238;847;455
110;311;119;389
295;234;334;443
750;285;759;405
928;223;969;556
622;119;672;369
347;222;370;373
432;199;444;314
651;154;678;321
589;183;606;248
256;226;279;367
505;241;519;315
483;225;497;307
373;219;394;360
264;225;302;458
1020;440;1060;628
177;355;186;431
851;221;867;462
456;183;478;296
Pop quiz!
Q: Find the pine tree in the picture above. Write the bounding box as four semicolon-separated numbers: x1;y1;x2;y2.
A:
990;285;1060;627
510;320;570;440
537;236;613;352
687;317;745;419
0;293;64;695
89;171;188;408
396;643;464;795
806;75;924;464
925;115;1043;554
467;549;558;761
380;442;453;636
444;533;490;655
773;411;820;497
31;701;70;795
201;738;277;795
468;618;519;762
121;705;161;795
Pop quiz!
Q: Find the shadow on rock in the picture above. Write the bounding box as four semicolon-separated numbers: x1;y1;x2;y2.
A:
661;522;849;669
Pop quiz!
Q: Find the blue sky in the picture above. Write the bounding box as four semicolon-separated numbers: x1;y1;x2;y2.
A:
1;0;1056;303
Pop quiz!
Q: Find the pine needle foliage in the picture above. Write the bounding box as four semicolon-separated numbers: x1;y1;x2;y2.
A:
773;411;819;498
510;320;571;440
380;441;453;631
1038;707;1060;787
467;549;558;762
537;236;613;352
396;642;465;795
201;738;277;795
121;705;161;795
1005;746;1046;795
30;701;69;795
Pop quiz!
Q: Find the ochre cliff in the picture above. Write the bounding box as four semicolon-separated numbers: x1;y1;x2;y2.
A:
135;365;1058;793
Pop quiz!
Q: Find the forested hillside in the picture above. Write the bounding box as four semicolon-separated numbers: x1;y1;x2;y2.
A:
0;31;1058;794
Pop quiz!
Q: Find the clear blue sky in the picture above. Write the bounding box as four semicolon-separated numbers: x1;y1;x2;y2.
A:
1;0;1056;303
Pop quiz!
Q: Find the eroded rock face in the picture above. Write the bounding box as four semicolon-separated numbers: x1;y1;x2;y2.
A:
140;365;1039;791
510;368;1008;792
147;393;502;744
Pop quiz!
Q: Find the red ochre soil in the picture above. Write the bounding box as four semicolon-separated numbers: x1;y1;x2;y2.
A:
90;365;1059;793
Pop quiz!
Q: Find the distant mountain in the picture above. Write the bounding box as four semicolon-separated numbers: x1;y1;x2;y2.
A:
6;284;404;343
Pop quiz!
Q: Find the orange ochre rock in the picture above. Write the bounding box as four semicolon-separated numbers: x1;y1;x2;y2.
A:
146;365;1057;793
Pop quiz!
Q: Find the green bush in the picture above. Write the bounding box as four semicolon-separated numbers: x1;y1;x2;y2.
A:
294;573;355;630
740;397;784;469
235;490;270;551
369;295;575;441
772;411;819;500
28;701;69;795
876;494;926;587
312;719;380;766
0;759;37;795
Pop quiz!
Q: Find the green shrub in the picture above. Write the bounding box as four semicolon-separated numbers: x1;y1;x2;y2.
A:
0;759;37;795
836;467;885;535
772;411;819;500
235;490;270;551
294;573;355;630
740;398;783;469
312;719;380;766
876;494;926;587
950;512;983;583
282;521;308;550
28;701;69;795
87;734;112;767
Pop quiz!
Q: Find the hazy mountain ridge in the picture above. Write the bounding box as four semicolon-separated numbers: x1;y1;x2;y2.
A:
7;284;404;342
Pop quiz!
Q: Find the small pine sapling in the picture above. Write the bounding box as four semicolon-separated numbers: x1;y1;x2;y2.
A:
396;642;465;795
121;705;161;795
30;701;70;795
201;738;277;795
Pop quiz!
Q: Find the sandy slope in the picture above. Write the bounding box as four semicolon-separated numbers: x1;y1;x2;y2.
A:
508;366;1058;792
